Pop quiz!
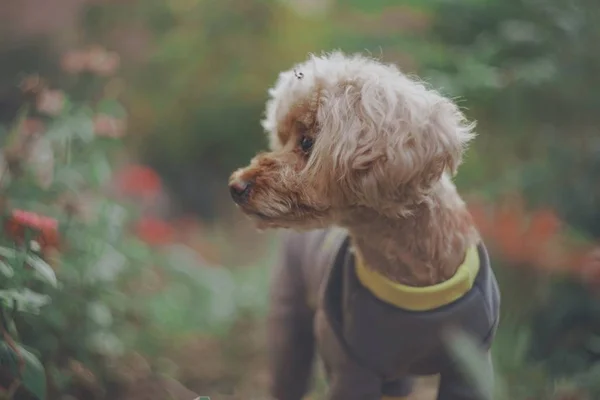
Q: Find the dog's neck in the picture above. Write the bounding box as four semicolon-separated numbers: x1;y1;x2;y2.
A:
341;178;479;287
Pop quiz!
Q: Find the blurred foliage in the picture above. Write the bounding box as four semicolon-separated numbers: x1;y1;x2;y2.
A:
1;0;600;398
419;0;600;242
0;60;272;399
422;0;600;397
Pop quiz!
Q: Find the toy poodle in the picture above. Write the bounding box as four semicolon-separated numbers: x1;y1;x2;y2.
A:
229;52;500;400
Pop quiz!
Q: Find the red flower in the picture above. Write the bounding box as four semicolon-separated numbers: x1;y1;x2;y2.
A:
467;200;493;238
114;165;161;199
4;209;59;249
523;209;560;245
469;196;595;278
522;209;562;265
493;202;526;261
134;217;175;246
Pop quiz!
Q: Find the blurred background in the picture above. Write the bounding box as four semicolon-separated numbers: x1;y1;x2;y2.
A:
1;0;600;399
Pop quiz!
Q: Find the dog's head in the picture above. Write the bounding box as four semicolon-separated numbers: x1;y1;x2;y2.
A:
229;52;475;229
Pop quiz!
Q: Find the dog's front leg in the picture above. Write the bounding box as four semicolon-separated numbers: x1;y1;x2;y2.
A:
267;233;316;400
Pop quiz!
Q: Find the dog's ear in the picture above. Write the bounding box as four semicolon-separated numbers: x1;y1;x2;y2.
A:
306;78;474;211
393;97;475;189
308;82;385;176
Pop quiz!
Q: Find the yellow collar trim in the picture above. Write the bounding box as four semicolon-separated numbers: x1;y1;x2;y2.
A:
354;245;480;311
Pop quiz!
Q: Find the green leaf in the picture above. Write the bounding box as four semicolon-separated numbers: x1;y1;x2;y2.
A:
86;243;127;283
96;99;127;119
443;328;505;400
0;260;14;278
90;152;112;186
87;331;124;357
87;301;113;328
0;246;16;259
0;340;46;400
0;247;57;287
3;108;30;148
26;255;58;288
0;289;51;314
46;110;94;143
53;166;86;189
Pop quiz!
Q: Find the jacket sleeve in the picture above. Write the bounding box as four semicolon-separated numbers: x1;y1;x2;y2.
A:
327;363;385;400
314;308;384;400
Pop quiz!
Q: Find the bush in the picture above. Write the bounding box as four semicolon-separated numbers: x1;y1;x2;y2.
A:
0;49;274;399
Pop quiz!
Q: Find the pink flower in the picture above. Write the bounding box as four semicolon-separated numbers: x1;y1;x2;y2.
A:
61;47;121;76
580;247;600;288
36;89;65;116
87;46;120;76
20;118;45;136
60;51;89;74
93;114;126;138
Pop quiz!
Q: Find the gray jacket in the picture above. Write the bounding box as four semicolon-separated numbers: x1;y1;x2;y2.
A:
267;228;500;400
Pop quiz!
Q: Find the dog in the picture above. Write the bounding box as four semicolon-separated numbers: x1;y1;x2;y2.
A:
229;52;500;400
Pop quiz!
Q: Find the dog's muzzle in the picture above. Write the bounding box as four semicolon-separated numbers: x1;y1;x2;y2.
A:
229;178;253;204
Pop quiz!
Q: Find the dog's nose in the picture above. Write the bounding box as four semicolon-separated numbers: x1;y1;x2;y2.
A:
229;178;252;204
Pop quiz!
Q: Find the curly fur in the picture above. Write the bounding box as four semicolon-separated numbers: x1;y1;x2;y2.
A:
229;51;480;286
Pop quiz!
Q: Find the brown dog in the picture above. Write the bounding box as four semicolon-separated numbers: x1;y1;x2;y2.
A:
229;52;500;400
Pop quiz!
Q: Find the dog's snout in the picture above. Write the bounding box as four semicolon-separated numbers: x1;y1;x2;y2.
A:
229;178;252;204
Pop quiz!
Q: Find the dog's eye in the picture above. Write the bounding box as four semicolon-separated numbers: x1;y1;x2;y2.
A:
299;136;314;153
